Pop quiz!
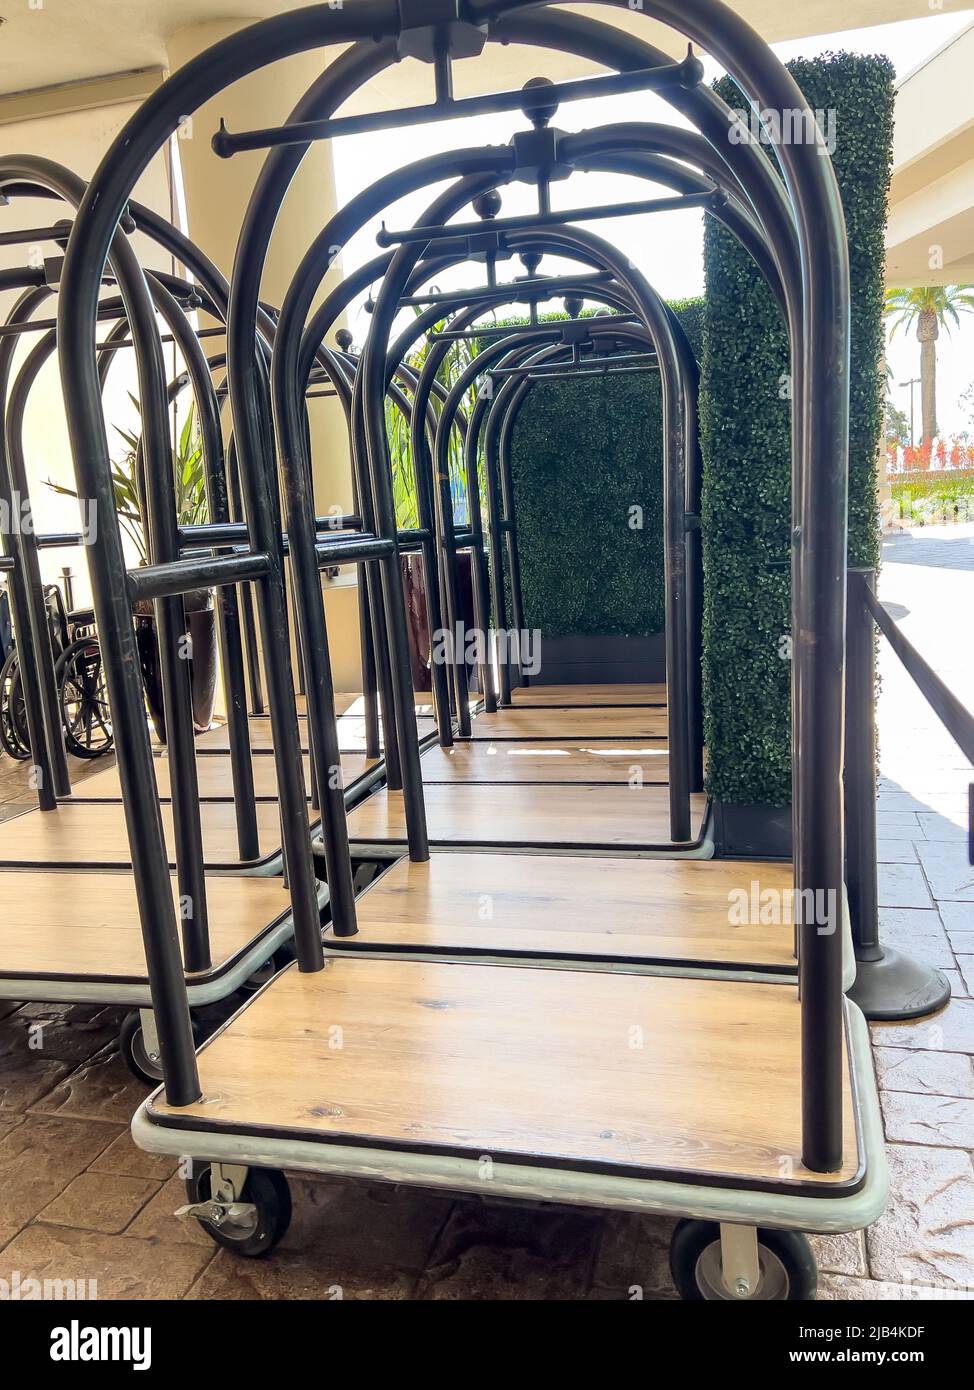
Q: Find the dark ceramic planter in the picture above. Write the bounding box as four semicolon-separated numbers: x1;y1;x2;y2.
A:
135;590;217;742
526;633;666;685
711;801;793;859
400;551;475;692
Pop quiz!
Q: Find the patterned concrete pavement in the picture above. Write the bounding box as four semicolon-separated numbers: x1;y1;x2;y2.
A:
862;522;974;1301
0;524;972;1298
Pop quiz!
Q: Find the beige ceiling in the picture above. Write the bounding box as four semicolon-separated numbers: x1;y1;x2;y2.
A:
0;0;971;99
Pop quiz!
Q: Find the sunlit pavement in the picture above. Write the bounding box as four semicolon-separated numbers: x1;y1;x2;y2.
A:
861;522;974;1300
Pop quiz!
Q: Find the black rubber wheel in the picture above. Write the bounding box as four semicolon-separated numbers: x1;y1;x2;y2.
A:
118;1010;205;1085
56;638;113;759
185;1163;291;1258
669;1220;817;1300
0;650;30;759
237;941;297;997
118;1010;163;1084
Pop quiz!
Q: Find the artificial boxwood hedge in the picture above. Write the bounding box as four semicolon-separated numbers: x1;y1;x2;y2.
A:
499;299;704;637
701;53;894;806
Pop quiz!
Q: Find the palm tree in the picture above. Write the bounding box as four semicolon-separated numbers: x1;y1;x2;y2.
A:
885;286;974;445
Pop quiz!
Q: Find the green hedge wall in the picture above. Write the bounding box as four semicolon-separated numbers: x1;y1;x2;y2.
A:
500;299;704;637
701;54;894;805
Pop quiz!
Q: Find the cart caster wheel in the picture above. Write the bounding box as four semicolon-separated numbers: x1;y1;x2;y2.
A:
669;1220;817;1300
185;1163;291;1258
238;942;296;997
118;1010;204;1085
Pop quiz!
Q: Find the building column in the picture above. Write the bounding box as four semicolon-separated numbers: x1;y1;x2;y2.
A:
166;19;362;689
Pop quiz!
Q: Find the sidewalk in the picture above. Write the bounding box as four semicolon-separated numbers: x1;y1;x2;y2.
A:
855;521;974;1300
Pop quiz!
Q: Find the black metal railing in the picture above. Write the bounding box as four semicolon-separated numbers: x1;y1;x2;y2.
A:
844;566;970;1020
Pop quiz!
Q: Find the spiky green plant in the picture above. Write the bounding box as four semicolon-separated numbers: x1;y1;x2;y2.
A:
384;311;485;529
46;399;207;563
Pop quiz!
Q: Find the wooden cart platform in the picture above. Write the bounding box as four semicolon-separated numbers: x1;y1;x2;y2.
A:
469;706;668;740
0;870;293;989
511;683;666;707
195;713;436;755
325;851;795;972
0;800;305;869
419;740;669;784
65;751;375;802
145;956;861;1196
344;784;708;850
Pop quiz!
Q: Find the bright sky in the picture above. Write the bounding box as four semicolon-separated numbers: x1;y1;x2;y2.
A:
332;9;974;440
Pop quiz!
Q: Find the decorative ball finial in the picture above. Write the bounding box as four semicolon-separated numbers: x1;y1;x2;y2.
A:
563;295;584;320
681;44;706;89
521;76;559;130
335;328;354;351
472;189;502;221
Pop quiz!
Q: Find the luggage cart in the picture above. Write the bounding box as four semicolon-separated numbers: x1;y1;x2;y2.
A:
341;264;704;854
270;196;708;854
0;159;339;1073
58;0;891;1298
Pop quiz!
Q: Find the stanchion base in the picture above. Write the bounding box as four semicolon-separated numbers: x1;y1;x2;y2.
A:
849;946;952;1022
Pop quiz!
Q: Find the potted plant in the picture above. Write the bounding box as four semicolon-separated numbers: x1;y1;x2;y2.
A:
47;402;217;740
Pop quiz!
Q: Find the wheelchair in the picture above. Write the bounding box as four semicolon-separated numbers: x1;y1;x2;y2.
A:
0;582;113;761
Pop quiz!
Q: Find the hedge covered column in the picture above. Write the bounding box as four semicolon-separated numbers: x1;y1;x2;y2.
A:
700;54;894;824
506;298;705;640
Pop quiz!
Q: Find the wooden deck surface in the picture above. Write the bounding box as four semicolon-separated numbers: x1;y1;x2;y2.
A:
66;752;374;802
196;714;436;755
469;707;668;740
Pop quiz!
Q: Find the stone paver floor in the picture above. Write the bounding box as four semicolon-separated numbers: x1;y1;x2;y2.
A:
0;524;972;1299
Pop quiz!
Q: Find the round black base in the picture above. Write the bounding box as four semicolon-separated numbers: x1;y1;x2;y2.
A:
849;946;952;1022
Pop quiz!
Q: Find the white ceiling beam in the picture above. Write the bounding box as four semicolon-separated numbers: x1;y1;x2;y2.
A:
0;68;164;127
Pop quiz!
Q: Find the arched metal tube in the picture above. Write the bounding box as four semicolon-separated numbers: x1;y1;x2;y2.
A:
2;284;216;965
297;241;694;813
494;0;851;1173
4;179;280;728
397;276;631;718
239;18;809;865
95;278;262;859
473;310;642;701
469;231;703;789
145;274;261;860
0;305;71;801
9;153;204;1103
